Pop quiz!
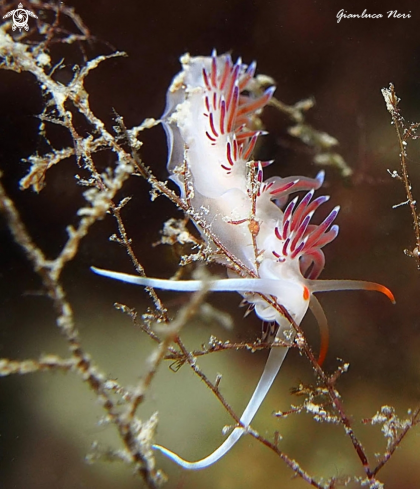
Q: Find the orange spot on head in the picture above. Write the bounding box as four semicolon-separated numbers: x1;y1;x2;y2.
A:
303;286;310;301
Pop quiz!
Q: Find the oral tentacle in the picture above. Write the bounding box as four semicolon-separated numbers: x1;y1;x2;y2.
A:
308;279;395;303
91;266;305;298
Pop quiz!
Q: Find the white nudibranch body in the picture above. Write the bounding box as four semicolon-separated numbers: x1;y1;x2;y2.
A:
92;51;395;470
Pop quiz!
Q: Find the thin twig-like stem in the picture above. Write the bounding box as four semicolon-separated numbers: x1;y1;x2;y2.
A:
164;338;293;361
383;83;420;268
249;431;326;489
125;284;210;422
111;201;169;321
372;406;420;476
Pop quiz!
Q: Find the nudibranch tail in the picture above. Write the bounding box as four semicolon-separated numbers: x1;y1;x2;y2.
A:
153;326;291;470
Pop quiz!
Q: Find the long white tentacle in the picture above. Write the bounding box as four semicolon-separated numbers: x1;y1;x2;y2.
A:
91;266;302;297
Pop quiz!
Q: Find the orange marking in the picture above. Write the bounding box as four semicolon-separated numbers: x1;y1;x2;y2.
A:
363;282;396;304
303;286;310;301
378;285;396;304
248;219;260;236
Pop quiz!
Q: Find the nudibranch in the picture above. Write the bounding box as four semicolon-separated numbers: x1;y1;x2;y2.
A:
92;51;394;469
